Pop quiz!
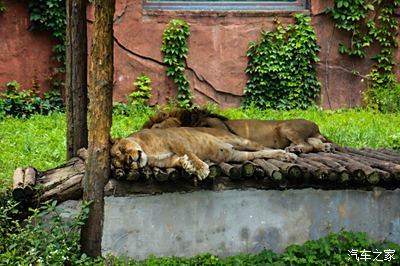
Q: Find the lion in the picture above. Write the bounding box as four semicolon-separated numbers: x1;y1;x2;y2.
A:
111;127;297;180
142;108;336;154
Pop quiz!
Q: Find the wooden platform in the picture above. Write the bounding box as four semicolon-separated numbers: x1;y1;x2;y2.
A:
12;147;400;205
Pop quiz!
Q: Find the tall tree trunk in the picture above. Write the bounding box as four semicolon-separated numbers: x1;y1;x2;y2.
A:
80;0;115;258
66;0;88;160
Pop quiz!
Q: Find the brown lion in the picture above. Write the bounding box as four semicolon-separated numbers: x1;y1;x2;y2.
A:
142;108;335;154
111;127;297;180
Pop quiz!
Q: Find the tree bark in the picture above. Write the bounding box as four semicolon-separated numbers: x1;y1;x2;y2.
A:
80;0;115;258
66;0;88;160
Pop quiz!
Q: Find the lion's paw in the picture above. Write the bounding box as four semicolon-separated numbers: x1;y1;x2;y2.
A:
322;143;335;153
196;162;210;180
285;145;303;154
180;155;196;174
280;150;298;162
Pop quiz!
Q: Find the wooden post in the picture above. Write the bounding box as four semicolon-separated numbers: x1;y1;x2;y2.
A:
80;0;115;258
66;0;88;159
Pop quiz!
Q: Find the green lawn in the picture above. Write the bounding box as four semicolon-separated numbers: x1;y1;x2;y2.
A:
1;107;399;192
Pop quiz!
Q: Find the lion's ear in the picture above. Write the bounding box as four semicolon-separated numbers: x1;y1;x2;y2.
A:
110;138;120;145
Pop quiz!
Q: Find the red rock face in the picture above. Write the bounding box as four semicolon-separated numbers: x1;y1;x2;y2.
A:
0;0;58;94
1;0;399;109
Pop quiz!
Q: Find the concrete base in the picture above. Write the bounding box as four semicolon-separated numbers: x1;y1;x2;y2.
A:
100;188;400;260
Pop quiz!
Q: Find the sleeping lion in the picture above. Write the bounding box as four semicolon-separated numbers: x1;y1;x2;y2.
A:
142;108;335;154
111;127;297;180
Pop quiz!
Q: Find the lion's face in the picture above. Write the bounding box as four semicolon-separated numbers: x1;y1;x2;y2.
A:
110;138;148;170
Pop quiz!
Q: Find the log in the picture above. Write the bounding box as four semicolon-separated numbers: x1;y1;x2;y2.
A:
345;147;400;164
267;159;303;180
253;159;282;181
339;152;394;181
295;157;329;181
166;168;180;181
324;152;378;182
301;153;350;182
37;157;85;191
377;148;400;159
243;161;265;179
219;162;241;180
206;162;222;179
24;167;37;198
241;161;255;178
153;167;169;182
12;167;25;201
77;147;88;161
126;169;141;181
112;168;126;180
141;166;154;180
343;150;400;180
38;173;83;203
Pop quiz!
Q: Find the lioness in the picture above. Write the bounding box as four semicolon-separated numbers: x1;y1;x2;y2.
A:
111;127;297;180
142;108;335;154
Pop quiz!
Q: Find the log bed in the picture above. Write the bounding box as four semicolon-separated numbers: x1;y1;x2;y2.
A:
12;147;400;205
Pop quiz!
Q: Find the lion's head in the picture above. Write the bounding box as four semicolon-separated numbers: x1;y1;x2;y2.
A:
110;138;148;170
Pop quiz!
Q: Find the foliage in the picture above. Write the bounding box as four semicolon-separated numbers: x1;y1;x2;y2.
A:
1;107;399;192
0;199;100;265
128;74;153;106
161;19;193;109
0;2;5;12
0;80;64;118
326;0;400;112
243;14;321;110
27;0;66;73
103;231;398;265
388;133;400;150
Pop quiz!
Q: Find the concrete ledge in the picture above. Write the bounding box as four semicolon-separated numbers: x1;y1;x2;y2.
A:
101;188;400;260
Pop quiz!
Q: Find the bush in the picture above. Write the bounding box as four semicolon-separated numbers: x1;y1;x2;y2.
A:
372;83;400;114
0;199;100;265
0;80;64;118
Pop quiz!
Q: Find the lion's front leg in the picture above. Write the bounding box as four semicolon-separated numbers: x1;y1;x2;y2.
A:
150;153;209;180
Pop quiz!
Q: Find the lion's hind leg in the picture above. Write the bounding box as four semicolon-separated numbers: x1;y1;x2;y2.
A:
227;149;297;162
307;137;334;152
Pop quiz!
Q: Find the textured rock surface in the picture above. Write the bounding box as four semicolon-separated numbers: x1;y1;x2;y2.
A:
1;0;399;109
0;0;57;94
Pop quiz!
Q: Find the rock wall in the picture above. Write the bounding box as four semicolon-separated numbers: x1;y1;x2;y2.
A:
0;0;57;94
1;0;399;108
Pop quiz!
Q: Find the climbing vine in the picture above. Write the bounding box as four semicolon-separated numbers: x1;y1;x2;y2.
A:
161;19;193;109
327;0;400;112
243;14;321;110
27;0;66;72
0;2;6;12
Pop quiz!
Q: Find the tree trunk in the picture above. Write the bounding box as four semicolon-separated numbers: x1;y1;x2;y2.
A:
66;0;88;160
80;0;115;258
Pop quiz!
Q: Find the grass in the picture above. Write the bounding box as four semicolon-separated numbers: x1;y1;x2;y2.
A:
0;106;399;192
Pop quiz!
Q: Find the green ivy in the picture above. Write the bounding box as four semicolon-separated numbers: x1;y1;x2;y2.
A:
327;0;400;112
27;0;66;72
161;19;193;109
243;14;321;110
0;2;6;12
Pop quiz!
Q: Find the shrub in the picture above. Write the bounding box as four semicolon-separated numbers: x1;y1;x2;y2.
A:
0;199;100;265
128;74;153;106
0;80;64;118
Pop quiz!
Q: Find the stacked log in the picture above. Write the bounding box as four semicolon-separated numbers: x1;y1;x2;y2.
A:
11;147;400;205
